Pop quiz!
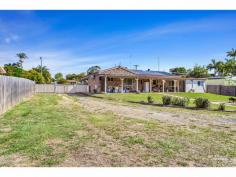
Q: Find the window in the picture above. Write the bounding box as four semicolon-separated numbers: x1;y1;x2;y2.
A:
99;77;102;81
153;80;156;85
197;81;202;86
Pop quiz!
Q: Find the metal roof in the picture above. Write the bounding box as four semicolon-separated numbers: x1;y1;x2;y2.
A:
130;69;173;76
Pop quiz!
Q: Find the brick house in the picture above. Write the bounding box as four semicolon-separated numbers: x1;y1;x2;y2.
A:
81;66;206;93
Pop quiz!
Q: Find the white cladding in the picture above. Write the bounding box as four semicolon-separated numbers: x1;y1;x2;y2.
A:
185;80;206;93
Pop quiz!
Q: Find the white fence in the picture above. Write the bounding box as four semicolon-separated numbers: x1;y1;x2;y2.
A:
0;75;35;114
35;84;89;93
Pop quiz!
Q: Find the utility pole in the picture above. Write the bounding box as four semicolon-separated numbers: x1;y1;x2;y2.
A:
157;57;160;71
134;64;139;70
40;57;43;76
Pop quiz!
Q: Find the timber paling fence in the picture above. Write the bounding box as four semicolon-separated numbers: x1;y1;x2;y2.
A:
35;84;89;94
207;85;236;96
0;76;89;114
0;75;35;114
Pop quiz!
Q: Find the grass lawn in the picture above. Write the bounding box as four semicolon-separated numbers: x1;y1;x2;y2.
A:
94;92;232;103
0;94;235;166
93;92;236;112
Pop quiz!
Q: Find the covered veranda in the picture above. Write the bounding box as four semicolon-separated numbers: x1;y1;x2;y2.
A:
101;75;184;93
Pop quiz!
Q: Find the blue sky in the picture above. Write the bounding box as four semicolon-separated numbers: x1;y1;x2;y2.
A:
0;10;236;76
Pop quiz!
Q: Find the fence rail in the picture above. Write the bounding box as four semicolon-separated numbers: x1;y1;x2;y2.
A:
207;85;236;96
35;84;89;93
0;75;35;114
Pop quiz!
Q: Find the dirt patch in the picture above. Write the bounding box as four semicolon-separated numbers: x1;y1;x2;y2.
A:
0;127;12;133
0;153;34;167
46;138;64;146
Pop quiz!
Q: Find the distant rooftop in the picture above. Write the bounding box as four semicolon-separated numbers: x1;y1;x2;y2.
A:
0;66;6;74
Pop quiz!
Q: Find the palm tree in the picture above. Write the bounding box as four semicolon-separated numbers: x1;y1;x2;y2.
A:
207;59;218;76
215;61;225;76
224;58;236;76
227;48;236;60
16;52;28;68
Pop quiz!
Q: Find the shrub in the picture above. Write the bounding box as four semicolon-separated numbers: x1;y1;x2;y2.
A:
218;103;225;111
194;97;210;109
171;96;190;107
147;96;154;103
162;95;172;105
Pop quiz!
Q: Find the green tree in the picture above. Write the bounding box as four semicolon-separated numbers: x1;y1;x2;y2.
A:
87;65;101;75
54;72;63;81
215;61;225;76
23;70;45;83
227;48;236;60
224;58;236;76
76;72;86;81
57;78;67;84
4;63;25;77
207;59;226;76
54;72;67;84
207;59;218;76
33;65;52;84
66;73;77;80
16;52;28;68
187;65;209;78
66;72;86;81
169;67;187;75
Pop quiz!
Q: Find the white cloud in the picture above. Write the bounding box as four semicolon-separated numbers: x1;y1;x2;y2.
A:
4;34;19;44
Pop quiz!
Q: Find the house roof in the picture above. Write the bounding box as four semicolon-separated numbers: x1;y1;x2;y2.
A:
98;66;137;75
130;69;173;76
0;66;6;74
81;66;183;80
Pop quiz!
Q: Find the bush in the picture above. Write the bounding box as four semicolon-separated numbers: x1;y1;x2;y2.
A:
218;103;225;111
171;96;190;107
194;97;210;109
162;95;172;105
147;96;154;103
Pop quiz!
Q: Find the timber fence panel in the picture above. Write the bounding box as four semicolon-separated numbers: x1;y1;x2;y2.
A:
35;84;89;93
207;85;236;96
0;75;35;114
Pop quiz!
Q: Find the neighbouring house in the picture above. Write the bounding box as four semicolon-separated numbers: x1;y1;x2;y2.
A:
206;76;236;86
81;66;206;93
185;79;206;93
205;76;236;96
0;66;6;74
